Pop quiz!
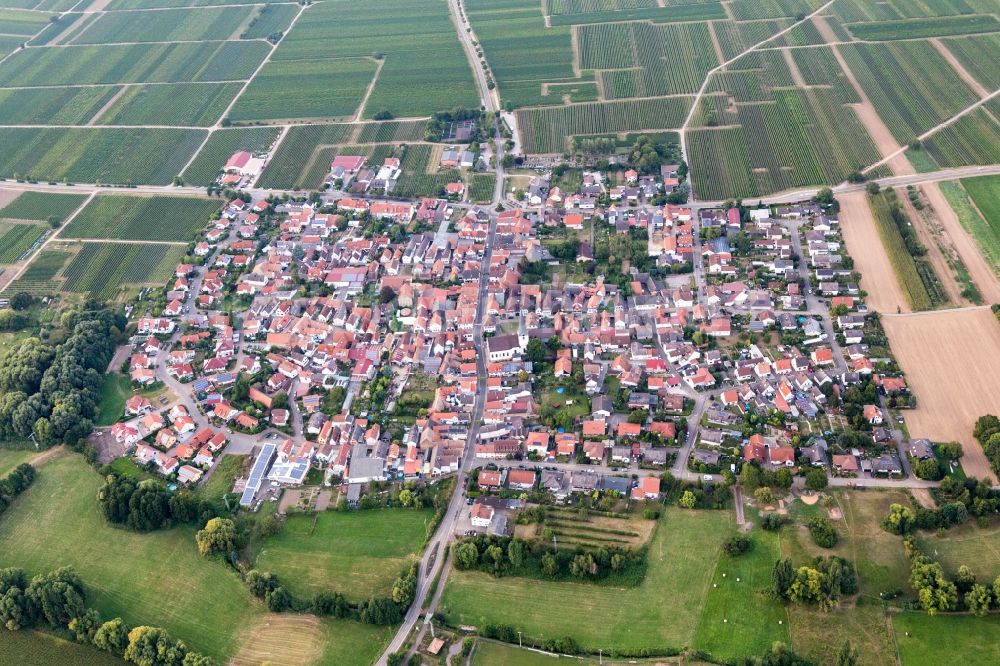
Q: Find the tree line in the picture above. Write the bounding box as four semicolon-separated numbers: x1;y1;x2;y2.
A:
0;566;215;666
98;475;224;533
0;463;35;518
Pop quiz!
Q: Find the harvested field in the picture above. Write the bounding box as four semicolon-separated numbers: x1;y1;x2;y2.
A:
882;307;1000;484
231;614;325;666
839;191;909;313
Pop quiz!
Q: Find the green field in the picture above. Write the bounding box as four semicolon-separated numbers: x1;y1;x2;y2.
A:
0;41;269;87
229;57;377;122
254;508;433;603
2;249;70;295
0;7;53;35
916;520;1000;582
0;221;46;264
96;373;134;426
954;176;1000;275
442;508;786;658
0;86;121;125
0;628;124;666
96;82;243;127
72;5;255;44
0;127;207;185
63;194;219;241
0;452;255;660
181;126;281;186
0;191;88;222
894;612;1000;666
0;448;35;477
272;0;478;118
60;242;188;299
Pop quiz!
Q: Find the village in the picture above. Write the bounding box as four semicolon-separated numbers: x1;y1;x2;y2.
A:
96;138;948;543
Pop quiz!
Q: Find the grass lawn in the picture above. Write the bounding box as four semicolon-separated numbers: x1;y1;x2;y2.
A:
441;508;735;655
108;456;146;479
254;507;433;603
538;388;591;423
197;454;247;508
0;628;124;665
893;611;1000;665
95;373;133;426
915;519;1000;582
0;447;36;476
0;451;258;661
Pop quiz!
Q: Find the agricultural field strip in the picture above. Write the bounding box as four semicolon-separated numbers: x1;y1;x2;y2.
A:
1;190;94;286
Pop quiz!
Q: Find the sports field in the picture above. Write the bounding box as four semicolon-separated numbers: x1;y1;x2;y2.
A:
254;507;433;603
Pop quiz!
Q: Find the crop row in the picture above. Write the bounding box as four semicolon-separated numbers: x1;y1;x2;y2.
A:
240;4;298;40
922;108;1000;168
272;0;478;118
0;40;269;87
839;41;979;144
392;144;460;199
789;47;860;104
62;243;185;300
547;2;725;26
467;174;497;203
229;58;376;122
546;0;657;16
516;96;692;153
72;5;255;44
357;119;429;144
868;192;932;311
0;192;88;223
0;8;53;36
97;82;242;127
0;127;207;186
940;34;1000;90
63;195;220;242
182;126;282;186
2;250;70;296
845;15;1000;40
0;85;119;125
728;0;823;21
0;224;47;264
256;124;352;190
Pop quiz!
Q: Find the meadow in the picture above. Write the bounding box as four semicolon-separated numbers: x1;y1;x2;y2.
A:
254;508;433;603
0;191;88;222
0;41;269;87
0;452;256;660
915;520;1000;582
957;175;1000;274
71;5;255;44
271;0;478;118
442;507;788;659
60;242;188;299
181;126;282;186
95;373;135;427
894;612;1000;666
96;82;243;127
229;57;377;122
62;194;219;241
0;448;36;477
0;127;207;185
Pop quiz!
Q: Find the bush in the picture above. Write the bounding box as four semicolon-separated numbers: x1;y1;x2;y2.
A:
761;512;789;531
722;534;753;557
808;517;838;548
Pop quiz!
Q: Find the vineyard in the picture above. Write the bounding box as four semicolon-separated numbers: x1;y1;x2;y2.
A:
97;82;243;127
2;249;70;296
687;127;760;200
61;242;187;300
0;192;88;222
229;58;377;122
240;4;299;40
789;47;860;104
516;97;692;154
0;8;52;36
256;124;352;190
939;34;1000;90
547;1;724;26
845;15;1000;41
0;40;269;87
271;0;478;118
923;108;1000;168
467;174;497;203
71;5;255;44
727;0;823;21
392;144;460;199
868;192;933;312
0;223;46;264
182;126;281;186
0;85;119;125
0;127;207;186
62;195;220;242
839;41;979;144
356;119;429;143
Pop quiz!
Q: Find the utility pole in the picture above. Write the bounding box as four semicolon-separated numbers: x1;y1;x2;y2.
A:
517;631;522;648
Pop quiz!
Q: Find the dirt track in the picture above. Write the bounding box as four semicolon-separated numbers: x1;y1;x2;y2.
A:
883;307;1000;484
920;182;1000;303
839;191;909;313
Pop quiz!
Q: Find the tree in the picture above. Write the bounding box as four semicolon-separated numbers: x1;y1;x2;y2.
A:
772;558;795;599
313;591;350;618
723;534;753;557
910;556;957;615
195;518;236;558
265;586;292;612
955;565;976;593
94;617;130;653
69;607;102;643
882;503;915;535
570;553;596;578
379;286;396;304
805;468;828;490
541;553;558;576
454;542;479;570
837;641;859;666
815;187;834;205
124;626;187;666
678;490;697;509
25;567;87;629
525;338;548;365
739;463;762;489
938;442;963;460
397;489;414;507
965;584;991;616
507;539;525;568
808;517;838;548
914;457;941;481
865;182;881;195
754;487;774;506
774;468;793;489
245;570;277;599
10;292;33;310
181;654;216;666
270;391;288;411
